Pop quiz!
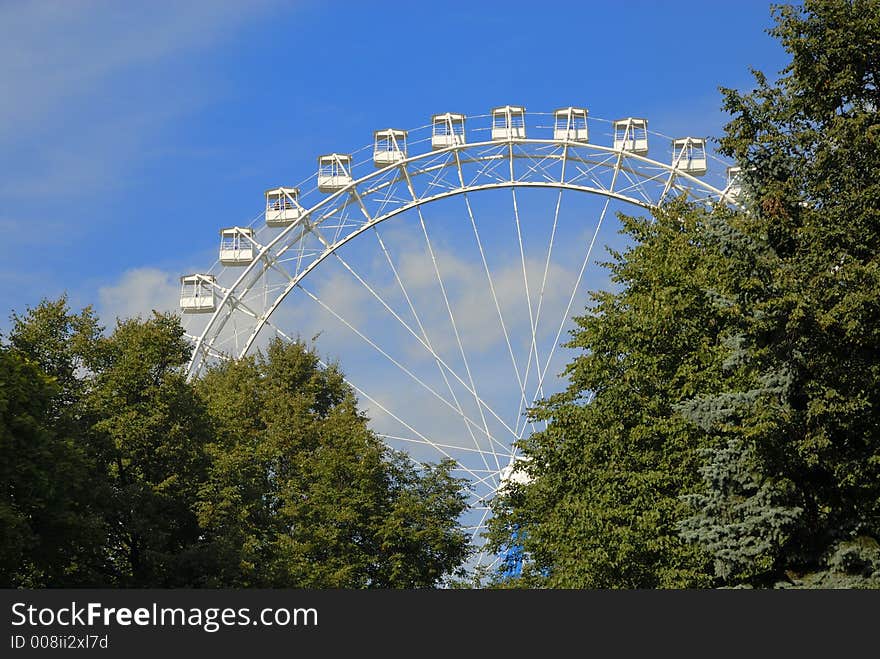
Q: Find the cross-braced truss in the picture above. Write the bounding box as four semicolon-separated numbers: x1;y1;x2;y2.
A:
182;112;740;570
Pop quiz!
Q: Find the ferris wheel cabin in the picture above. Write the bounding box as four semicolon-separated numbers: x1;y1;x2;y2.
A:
317;154;353;192
726;166;743;198
491;105;526;140
265;187;302;226
671;137;708;176
219;227;256;265
613;118;649;155
373;129;408;167
431;113;466;149
554;107;589;142
179;274;216;314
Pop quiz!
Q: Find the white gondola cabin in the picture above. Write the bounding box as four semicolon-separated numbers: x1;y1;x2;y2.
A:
554;107;589;142
613;118;649;154
179;274;216;313
491;105;526;140
219;227;256;265
431;113;466;149
373;129;407;167
317;154;353;192
671;137;708;176
265;187;302;226
726;166;743;198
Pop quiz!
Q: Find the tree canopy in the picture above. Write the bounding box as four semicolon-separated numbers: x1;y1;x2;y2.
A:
195;339;469;587
1;299;469;588
488;0;880;588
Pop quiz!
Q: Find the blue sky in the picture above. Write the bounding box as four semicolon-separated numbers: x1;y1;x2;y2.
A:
1;0;789;326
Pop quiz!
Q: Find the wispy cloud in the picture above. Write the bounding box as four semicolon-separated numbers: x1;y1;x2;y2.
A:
0;1;273;140
98;267;179;323
0;0;282;324
0;1;278;199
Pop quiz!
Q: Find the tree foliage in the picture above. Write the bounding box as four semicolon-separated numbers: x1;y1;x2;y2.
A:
489;0;880;588
1;299;107;586
487;203;735;587
85;314;212;586
195;340;469;587
1;302;469;587
683;0;880;587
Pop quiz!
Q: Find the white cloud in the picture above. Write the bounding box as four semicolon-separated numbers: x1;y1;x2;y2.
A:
0;1;274;141
0;0;283;331
389;243;577;361
98;267;179;323
0;1;279;201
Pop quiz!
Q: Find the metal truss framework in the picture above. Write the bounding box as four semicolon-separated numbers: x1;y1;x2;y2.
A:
182;114;740;568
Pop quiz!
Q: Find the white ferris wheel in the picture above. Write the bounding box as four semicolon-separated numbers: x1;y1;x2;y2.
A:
179;106;743;570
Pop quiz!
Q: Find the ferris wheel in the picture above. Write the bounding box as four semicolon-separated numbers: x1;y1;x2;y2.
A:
179;106;742;569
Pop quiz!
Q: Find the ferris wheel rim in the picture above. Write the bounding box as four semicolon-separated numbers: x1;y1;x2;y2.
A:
179;109;743;571
186;136;739;377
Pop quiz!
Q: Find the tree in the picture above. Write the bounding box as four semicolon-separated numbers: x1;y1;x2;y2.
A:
490;0;880;589
487;201;735;587
82;313;213;586
1;299;107;586
3;296;470;587
7;296;102;407
681;0;880;587
195;339;470;587
5;301;215;586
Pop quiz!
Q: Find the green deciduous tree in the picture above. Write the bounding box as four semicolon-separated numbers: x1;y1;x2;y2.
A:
1;298;107;586
487;202;736;587
489;0;880;589
3;301;470;587
196;339;469;587
83;313;213;586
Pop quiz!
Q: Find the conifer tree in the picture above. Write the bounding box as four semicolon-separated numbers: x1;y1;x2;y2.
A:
681;0;880;587
489;0;880;588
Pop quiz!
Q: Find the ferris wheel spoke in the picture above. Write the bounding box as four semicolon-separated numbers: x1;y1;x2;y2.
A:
372;225;500;478
482;553;504;572
508;144;543;434
246;320;497;479
511;185;543;401
267;218;521;452
403;159;529;451
516;150;624;437
328;246;502;476
262;317;294;343
453;152;529;418
377;435;505;494
297;282;514;454
470;505;492;544
378;434;511;460
523;195;614;438
327;370;487;484
512;178;566;434
415;204;500;461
